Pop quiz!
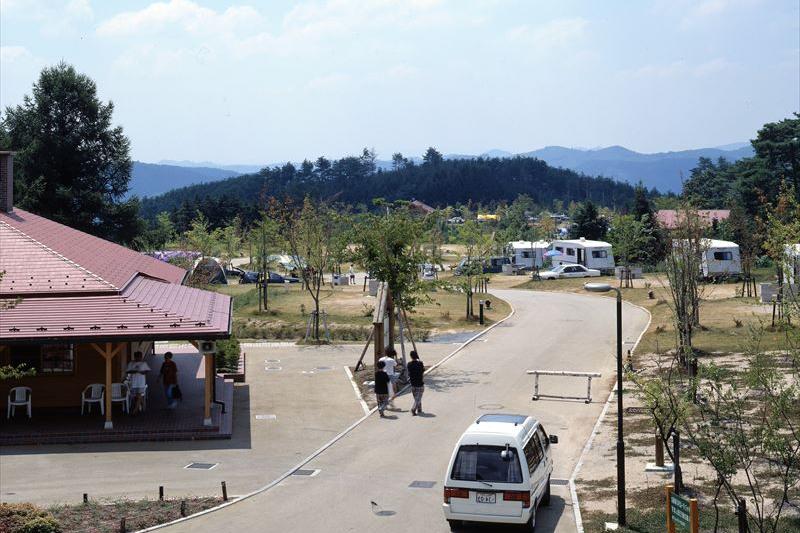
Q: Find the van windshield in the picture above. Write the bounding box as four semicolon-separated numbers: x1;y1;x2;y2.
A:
451;445;523;483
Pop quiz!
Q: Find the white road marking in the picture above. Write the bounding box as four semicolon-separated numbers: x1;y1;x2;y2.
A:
344;366;370;415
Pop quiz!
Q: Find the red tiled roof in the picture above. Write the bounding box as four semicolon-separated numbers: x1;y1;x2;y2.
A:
0;277;231;342
656;209;730;229
0;208;186;291
0;223;115;295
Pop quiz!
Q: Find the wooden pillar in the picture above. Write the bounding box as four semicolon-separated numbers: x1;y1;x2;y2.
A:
92;342;123;430
204;353;213;426
373;322;384;367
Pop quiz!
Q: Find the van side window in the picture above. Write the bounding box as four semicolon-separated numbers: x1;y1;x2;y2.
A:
713;251;733;261
566;248;576;256
523;433;544;475
537;427;550;449
591;250;608;259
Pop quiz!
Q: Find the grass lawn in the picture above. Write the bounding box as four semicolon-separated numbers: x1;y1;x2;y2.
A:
210;281;511;342
511;270;794;354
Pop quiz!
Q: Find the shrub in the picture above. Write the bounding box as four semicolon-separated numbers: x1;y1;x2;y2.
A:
0;504;61;533
214;337;241;372
18;516;61;533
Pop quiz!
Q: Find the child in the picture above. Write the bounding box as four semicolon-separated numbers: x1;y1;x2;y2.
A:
374;360;390;417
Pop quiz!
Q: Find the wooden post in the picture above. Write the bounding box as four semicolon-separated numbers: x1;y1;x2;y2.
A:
690;498;699;533
204;353;213;426
666;485;675;533
104;342;113;429
91;342;124;429
387;289;395;350
373;323;384;367
655;432;664;467
401;309;419;354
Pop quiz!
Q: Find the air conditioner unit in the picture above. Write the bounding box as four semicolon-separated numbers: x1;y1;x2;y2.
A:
199;341;216;354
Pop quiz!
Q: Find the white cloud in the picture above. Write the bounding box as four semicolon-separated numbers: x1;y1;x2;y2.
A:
1;0;93;36
678;0;761;28
0;45;32;63
628;58;734;79
507;18;588;50
96;0;262;37
305;72;351;90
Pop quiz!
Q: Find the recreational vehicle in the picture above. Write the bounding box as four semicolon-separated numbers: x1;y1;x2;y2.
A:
701;239;741;278
549;238;615;273
505;240;550;270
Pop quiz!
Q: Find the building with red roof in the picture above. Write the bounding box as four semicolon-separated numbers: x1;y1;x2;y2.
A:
0;151;232;437
656;209;730;229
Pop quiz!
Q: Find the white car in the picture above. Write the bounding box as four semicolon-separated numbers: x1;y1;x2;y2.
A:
539;264;601;280
443;414;558;530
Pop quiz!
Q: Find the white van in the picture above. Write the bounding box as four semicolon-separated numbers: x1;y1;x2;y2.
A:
442;414;558;530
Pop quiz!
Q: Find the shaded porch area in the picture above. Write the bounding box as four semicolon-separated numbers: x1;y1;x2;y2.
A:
1;351;234;446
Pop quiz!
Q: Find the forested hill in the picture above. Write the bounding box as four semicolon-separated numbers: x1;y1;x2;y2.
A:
140;154;648;220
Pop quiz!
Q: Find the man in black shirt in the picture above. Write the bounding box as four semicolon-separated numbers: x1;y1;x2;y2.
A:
407;350;425;415
374;360;390;417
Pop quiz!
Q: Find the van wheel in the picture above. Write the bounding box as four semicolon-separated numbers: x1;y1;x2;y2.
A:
542;475;551;506
526;507;536;530
447;519;462;531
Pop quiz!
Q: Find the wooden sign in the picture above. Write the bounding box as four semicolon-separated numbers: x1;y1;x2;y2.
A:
666;485;699;533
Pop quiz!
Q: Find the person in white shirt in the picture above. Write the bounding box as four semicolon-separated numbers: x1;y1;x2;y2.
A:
378;348;398;408
348;264;356;285
126;351;151;415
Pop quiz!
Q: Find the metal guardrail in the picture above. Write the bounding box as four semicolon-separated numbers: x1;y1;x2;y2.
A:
526;370;602;404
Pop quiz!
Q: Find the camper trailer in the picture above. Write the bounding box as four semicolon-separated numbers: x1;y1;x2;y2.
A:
506;240;550;270
550;238;615;273
701;239;741;278
786;244;800;284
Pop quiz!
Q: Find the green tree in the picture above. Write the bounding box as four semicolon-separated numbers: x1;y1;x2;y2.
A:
422;146;443;166
569;200;608;240
452;220;493;319
0;62;141;243
184;212;221;258
351;205;427;312
607;214;654;270
682;157;736;208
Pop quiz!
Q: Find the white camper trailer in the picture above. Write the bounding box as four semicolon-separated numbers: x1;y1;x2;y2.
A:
550;238;615;273
701;239;741;278
506;240;550;270
786;244;800;284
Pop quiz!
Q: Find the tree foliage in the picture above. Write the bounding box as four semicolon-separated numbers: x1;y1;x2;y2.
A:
0;62;141;243
569;200;608;240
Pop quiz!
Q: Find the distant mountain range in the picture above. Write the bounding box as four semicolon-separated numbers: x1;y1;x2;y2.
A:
131;143;754;197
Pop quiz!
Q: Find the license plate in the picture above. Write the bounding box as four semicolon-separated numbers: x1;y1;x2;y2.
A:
475;492;496;504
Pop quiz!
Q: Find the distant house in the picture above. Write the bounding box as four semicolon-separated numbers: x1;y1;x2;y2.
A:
477;213;499;222
656;209;730;229
408;199;435;215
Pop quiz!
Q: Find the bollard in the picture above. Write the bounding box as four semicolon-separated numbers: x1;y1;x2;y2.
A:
655;432;664;467
479;300;485;325
159;485;164;501
180;500;187;517
221;481;228;501
120;517;126;533
737;498;748;533
83;493;88;504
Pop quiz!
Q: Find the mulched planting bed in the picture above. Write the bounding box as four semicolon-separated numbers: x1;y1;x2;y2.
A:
1;498;223;533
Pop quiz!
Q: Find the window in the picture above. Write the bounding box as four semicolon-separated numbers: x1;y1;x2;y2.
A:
41;344;74;374
537;427;550;449
713;251;733;261
451;445;523;483
591;250;608;259
523;434;544;475
8;344;74;374
555;247;564;253
566;248;576;256
522;251;532;259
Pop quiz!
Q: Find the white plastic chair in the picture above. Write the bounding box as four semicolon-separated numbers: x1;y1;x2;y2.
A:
7;386;32;419
81;384;105;415
111;383;129;413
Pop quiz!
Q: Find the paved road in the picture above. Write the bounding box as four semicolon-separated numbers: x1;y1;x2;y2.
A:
163;290;649;533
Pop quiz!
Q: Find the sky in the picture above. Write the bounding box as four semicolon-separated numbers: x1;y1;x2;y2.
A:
1;0;798;165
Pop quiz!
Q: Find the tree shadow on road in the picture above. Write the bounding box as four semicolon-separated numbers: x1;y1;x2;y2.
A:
421;369;487;393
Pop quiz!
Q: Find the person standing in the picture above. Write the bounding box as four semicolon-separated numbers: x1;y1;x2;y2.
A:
407;350;425;415
374;360;390;418
125;351;151;415
348;264;356;285
379;348;398;408
159;352;179;409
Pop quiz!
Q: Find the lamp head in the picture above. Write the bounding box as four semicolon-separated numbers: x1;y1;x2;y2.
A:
584;282;612;293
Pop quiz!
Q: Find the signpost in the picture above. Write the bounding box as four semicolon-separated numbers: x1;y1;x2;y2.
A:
666;485;699;533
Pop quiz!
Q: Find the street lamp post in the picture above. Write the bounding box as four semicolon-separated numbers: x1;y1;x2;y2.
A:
585;282;626;527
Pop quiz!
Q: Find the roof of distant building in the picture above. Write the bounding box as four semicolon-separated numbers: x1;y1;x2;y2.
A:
656;209;730;229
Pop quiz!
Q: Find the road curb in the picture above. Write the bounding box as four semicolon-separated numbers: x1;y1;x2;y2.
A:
137;296;516;532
